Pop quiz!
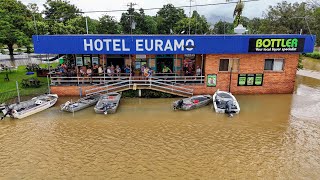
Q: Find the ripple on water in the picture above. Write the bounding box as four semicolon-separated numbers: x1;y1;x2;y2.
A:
0;94;319;179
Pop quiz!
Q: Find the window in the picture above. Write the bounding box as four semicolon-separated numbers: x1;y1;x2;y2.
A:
219;58;239;72
219;59;229;71
264;58;284;71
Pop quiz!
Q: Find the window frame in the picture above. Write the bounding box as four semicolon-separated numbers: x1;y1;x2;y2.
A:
264;58;285;71
219;58;240;72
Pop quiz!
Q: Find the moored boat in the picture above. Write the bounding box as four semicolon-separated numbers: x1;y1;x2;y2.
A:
1;94;58;119
94;92;121;114
213;90;240;116
60;95;100;112
172;95;212;111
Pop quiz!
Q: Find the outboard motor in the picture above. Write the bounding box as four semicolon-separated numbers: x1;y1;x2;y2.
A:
225;100;234;117
173;99;183;110
177;100;183;109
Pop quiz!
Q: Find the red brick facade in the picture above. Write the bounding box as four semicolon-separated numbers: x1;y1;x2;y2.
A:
192;53;299;95
51;53;299;96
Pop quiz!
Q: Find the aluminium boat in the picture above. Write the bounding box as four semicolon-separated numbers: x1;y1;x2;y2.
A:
172;95;212;111
1;94;58;119
60;95;100;112
94;92;121;114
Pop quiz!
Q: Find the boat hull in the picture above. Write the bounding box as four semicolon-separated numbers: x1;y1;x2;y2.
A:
94;92;121;114
2;94;58;119
61;95;100;112
172;95;212;111
213;90;240;114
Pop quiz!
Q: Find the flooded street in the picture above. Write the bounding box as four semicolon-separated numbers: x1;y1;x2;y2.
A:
1;70;320;178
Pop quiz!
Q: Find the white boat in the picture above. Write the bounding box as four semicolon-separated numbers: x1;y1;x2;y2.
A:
1;94;58;119
94;92;121;114
60;95;100;112
172;95;212;111
213;90;240;115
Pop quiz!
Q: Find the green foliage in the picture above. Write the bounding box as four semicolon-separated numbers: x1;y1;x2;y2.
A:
298;55;304;69
43;0;81;24
98;15;121;34
174;11;210;34
304;52;320;59
263;2;312;34
156;4;186;34
213;21;234;34
0;65;49;94
0;0;32;55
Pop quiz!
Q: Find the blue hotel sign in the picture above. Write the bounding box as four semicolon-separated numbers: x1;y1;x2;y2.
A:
32;35;315;54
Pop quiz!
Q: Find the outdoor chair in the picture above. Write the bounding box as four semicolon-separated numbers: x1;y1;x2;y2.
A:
4;73;9;81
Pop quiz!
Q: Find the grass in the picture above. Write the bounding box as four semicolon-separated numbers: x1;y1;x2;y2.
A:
0;63;59;103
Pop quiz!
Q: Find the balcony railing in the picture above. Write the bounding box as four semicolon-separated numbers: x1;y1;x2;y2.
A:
50;74;205;86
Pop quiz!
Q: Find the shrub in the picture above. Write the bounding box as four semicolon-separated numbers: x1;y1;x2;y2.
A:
304;52;320;59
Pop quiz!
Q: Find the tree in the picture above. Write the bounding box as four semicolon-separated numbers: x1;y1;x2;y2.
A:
43;0;81;24
66;16;99;34
174;11;210;34
312;7;320;45
0;0;32;56
144;16;157;34
98;15;121;34
264;2;312;34
213;20;234;34
156;4;186;34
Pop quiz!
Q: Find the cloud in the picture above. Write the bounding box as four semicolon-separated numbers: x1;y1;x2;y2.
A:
22;0;301;21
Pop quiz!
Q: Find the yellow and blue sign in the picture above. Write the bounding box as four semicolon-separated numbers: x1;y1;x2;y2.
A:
32;34;315;54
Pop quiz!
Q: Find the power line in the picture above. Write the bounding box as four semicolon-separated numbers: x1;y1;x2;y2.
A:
79;0;261;14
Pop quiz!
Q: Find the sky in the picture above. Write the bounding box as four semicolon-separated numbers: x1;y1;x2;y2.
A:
22;0;302;22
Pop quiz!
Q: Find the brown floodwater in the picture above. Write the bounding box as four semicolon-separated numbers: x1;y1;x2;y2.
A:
1;80;320;179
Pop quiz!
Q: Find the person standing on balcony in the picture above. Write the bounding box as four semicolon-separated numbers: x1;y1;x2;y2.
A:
98;65;103;76
196;65;201;76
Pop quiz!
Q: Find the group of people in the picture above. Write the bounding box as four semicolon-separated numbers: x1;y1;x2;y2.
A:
183;63;202;76
78;64;132;77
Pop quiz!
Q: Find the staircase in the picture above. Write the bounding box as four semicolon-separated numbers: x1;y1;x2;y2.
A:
85;77;194;97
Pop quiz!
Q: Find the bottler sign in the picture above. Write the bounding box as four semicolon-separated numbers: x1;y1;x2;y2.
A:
248;38;305;52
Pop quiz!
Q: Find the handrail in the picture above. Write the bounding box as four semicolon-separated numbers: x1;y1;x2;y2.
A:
84;76;194;97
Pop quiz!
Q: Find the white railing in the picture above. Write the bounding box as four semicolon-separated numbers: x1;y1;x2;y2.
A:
50;75;205;86
84;77;195;97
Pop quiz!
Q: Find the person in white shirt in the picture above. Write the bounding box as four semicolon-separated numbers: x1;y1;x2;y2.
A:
196;65;201;76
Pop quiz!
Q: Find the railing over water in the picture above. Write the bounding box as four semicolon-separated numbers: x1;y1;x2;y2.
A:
50;74;204;97
50;75;205;86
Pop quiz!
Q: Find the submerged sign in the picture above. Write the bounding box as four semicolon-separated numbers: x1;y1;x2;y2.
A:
32;35;315;54
249;38;305;52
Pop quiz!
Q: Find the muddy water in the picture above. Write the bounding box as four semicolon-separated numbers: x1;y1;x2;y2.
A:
1;81;320;178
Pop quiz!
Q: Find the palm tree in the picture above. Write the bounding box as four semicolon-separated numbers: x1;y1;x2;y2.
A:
227;0;244;26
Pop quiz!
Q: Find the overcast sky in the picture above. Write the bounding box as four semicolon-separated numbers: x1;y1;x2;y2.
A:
22;0;302;21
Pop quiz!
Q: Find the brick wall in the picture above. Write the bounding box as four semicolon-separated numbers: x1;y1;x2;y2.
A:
189;53;299;95
51;86;95;96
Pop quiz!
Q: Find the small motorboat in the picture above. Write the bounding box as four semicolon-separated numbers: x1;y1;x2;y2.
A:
213;90;240;116
172;95;212;111
94;92;121;114
60;95;100;112
1;94;58;120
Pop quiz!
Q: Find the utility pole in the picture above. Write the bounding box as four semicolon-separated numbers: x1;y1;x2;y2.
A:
189;0;192;35
127;2;137;35
127;2;137;80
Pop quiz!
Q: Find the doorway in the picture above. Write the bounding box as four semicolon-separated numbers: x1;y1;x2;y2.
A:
106;58;125;72
156;58;174;73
